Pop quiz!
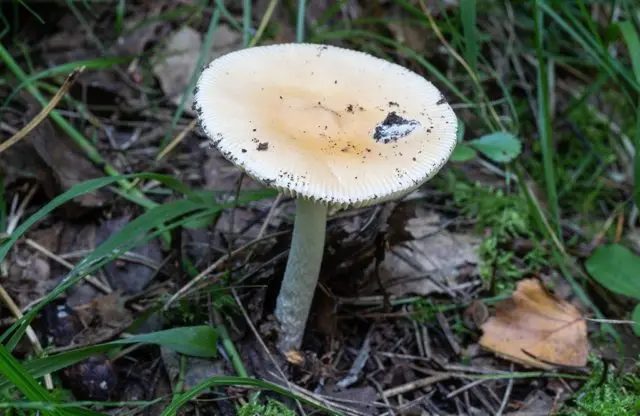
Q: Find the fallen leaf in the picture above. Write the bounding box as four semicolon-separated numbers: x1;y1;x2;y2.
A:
203;151;260;192
74;292;132;330
160;346;232;391
6;250;53;308
479;278;589;370
153;26;202;111
322;385;377;416
95;216;163;295
505;389;554;416
18;94;108;211
285;349;305;366
152;24;242;114
370;206;481;296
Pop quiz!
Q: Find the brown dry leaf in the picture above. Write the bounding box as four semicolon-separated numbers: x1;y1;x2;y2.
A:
370;206;481;296
152;24;242;114
6;248;53;308
160;346;232;392
96;216;163;295
17;94;108;210
285;349;305;366
72;292;134;345
479;278;589;370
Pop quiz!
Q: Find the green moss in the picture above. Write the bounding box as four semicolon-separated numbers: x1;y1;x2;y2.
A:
237;397;297;416
450;181;546;291
561;358;640;416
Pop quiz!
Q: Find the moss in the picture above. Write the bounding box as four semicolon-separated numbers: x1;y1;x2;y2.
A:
450;181;547;292
237;397;297;416
560;358;640;416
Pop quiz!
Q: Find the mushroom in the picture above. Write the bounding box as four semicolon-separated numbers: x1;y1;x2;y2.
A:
194;43;458;354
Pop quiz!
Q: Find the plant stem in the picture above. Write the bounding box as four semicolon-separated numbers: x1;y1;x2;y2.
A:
274;198;327;353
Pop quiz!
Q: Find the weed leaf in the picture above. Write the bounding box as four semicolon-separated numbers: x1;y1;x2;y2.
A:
451;143;477;162
585;244;640;300
161;376;342;416
469;132;522;163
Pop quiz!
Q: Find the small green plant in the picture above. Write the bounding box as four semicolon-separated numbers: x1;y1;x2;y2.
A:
451;181;546;291
560;358;640;416
585;244;640;336
237;397;297;416
412;298;446;323
451;130;523;164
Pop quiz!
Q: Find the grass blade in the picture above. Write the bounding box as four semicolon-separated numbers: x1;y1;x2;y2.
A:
619;20;640;209
0;176;6;233
0;326;218;390
0;175;273;350
0;56;132;112
0;173;202;264
460;0;478;75
0;45;157;210
533;0;561;237
161;5;221;149
0;345;106;416
160;376;341;416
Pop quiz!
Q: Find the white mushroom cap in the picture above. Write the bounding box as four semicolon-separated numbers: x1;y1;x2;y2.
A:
194;43;457;208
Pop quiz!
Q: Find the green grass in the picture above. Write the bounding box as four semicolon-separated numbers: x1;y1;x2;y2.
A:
450;179;547;290
237;396;297;416
1;0;640;414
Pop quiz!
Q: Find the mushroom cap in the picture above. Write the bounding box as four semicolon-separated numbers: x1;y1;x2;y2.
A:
194;43;458;208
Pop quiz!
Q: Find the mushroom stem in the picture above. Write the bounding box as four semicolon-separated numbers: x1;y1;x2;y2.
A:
274;197;328;353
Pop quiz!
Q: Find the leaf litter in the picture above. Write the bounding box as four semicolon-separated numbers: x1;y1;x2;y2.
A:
152;24;243;114
479;278;589;370
369;204;481;297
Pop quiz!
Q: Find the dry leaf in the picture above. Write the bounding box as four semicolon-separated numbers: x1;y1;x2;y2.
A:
3;94;109;211
153;24;242;114
370;207;481;296
479;278;589;370
96;216;163;295
285;349;305;366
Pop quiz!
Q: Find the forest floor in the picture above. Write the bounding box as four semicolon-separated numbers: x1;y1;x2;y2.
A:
1;1;640;415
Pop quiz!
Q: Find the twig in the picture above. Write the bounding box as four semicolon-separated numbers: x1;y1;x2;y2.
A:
0;67;85;154
24;239;112;294
586;318;637;325
496;365;514;416
446;379;487;399
381;373;451;398
6;184;39;236
163;230;288;310
367;376;395;416
336;325;373;389
270;369;369;416
155;118;197;162
243;193;282;263
436;312;462;356
247;0;278;47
